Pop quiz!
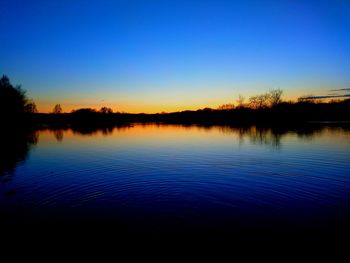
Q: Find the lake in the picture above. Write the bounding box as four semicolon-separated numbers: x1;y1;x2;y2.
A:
1;124;350;240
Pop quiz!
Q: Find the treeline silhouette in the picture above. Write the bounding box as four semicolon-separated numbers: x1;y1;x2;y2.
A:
2;75;350;128
34;99;350;128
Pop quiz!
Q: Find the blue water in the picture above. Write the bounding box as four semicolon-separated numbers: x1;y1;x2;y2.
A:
1;124;350;237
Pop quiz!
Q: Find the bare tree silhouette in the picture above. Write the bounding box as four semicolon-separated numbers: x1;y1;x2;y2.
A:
249;94;270;109
268;89;283;107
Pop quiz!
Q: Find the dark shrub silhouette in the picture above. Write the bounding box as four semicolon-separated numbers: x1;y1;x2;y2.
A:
71;108;96;115
217;104;235;110
24;101;38;113
52;104;62;114
99;107;113;114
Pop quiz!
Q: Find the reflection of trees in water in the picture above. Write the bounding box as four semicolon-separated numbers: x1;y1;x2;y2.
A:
49;124;350;147
47;125;134;142
236;127;282;149
70;124;132;136
53;129;64;142
217;124;350;149
0;125;133;178
71;125;115;136
203;126;283;149
0;129;38;180
295;126;350;143
247;127;282;149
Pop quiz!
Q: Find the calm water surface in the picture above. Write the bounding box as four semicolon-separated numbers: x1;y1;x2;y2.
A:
1;124;350;237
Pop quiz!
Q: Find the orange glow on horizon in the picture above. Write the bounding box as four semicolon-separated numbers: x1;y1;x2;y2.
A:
36;95;303;114
36;101;231;114
36;103;212;114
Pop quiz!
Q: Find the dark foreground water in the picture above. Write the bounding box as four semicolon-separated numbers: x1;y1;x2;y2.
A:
1;124;350;242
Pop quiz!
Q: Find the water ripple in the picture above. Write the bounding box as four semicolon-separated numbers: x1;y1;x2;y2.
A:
2;124;350;232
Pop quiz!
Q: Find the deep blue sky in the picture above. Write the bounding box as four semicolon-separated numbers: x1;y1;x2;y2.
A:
1;0;350;112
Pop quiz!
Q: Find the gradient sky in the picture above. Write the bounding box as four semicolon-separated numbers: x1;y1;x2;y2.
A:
1;0;350;113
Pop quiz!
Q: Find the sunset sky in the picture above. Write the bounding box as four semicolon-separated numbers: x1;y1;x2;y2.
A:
1;0;350;113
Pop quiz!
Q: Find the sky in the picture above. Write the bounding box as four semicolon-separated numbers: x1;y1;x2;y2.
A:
1;0;350;113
